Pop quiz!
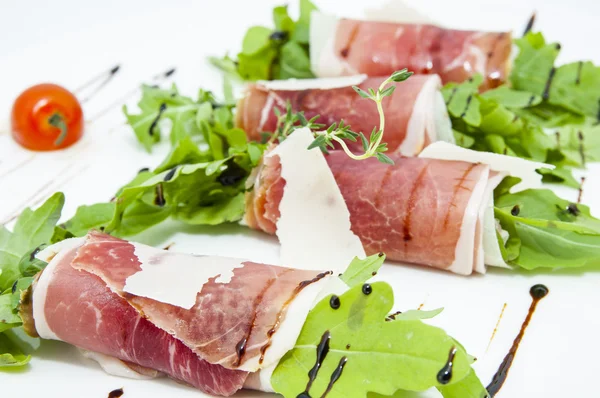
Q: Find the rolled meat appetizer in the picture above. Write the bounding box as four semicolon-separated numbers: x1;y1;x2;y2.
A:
23;231;333;396
245;129;550;275
310;12;512;89
19;230;483;397
236;75;454;156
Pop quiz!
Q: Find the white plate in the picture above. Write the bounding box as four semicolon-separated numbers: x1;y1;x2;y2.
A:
2;0;600;397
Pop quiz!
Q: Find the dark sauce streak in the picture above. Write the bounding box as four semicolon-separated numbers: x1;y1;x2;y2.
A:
436;346;457;385
78;64;121;103
575;61;584;85
578;130;586;166
596;98;600;123
486;284;549;397
511;205;520;216
385;310;402;321
149;103;167;136
526;95;536;107
445;86;458;105
107;388;124;398
578;176;586;204
164;68;176;78
154;184;166;207
29;246;41;261
218;162;247;186
164;167;177;182
555;131;561;149
522;12;536;36
258;271;332;364
270;31;288;41
566;203;580;216
138;167;150;174
234;275;280;367
460;95;473;118
320;357;348;397
297;331;331;397
542;67;556;100
11;280;18;294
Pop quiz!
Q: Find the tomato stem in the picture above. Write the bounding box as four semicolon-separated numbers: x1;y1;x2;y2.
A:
48;113;68;146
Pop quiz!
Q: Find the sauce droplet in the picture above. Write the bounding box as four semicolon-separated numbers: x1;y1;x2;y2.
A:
330;295;341;310
436;346;457;385
486;284;549;397
107;388;124;398
511;205;520;216
362;284;372;295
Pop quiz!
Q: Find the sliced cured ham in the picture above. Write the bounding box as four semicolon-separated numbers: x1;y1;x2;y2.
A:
245;139;550;275
310;12;512;90
236;74;454;155
23;232;333;395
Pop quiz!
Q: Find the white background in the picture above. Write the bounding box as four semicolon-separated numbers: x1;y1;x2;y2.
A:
1;1;600;397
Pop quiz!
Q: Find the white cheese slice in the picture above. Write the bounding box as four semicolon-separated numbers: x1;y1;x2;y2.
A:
448;165;490;275
258;75;367;91
418;141;554;193
310;12;358;77
35;237;85;263
124;243;246;309
79;349;159;380
481;173;510;269
268;127;366;273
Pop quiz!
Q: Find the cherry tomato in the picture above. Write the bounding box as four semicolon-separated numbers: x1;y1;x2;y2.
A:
11;83;84;151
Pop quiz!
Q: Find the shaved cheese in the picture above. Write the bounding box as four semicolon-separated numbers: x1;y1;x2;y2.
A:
482;173;510;269
79;349;158;380
448;166;490;275
363;0;438;25
310;12;357;77
124;243;246;309
269;128;366;273
400;75;454;155
418;141;553;192
258;75;367;91
35;237;85;263
237;273;333;373
32;239;85;340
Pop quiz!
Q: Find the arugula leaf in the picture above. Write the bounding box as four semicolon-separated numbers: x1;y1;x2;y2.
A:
511;32;600;121
212;0;317;81
339;253;385;287
272;282;480;397
556;124;600;165
0;332;30;368
123;85;231;152
442;76;577;187
63;203;115;237
494;188;600;270
0;193;64;291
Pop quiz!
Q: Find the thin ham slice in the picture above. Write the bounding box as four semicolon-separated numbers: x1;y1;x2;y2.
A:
236;75;453;155
24;232;333;395
311;12;512;90
245;150;504;275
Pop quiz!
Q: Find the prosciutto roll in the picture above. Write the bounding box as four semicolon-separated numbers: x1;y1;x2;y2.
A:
236;75;454;155
310;12;512;90
22;231;332;396
245;135;550;275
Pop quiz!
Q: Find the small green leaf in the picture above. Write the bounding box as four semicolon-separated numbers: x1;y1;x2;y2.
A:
352;86;371;99
339;253;386;287
376;152;395;165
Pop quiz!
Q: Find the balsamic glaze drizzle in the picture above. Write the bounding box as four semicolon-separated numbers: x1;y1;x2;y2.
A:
149;103;167;136
578;176;586;204
385;311;402;321
542;67;556;100
107;388;124;398
138;167;150;174
436;346;457;385
154;184;166;207
297;331;331;397
575;61;584;85
566;203;580;216
164;167;177;182
320;357;348;397
78;64;121;104
445;86;458;106
522;12;536;36
578;130;586;166
29;246;41;261
485;284;549;397
460;95;473;118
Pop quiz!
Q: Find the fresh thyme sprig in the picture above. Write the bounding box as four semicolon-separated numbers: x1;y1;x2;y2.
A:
268;102;326;144
308;69;414;164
